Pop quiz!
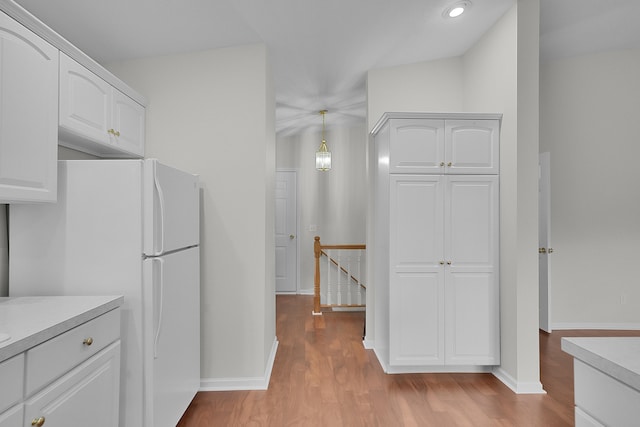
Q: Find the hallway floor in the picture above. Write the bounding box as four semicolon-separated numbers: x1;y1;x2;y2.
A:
177;295;640;426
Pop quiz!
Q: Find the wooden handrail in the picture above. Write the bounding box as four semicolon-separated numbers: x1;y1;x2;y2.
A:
313;235;366;315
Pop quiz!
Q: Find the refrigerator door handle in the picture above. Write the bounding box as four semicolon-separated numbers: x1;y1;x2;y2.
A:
153;258;165;359
154;164;166;255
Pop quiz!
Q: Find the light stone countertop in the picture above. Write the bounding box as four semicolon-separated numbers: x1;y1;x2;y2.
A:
562;337;640;391
0;295;123;363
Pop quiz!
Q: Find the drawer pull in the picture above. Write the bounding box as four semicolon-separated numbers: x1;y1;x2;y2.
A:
32;417;45;426
83;337;94;346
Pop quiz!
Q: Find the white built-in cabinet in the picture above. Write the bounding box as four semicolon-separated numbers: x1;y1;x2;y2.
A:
0;308;121;427
59;52;145;158
0;10;58;203
0;2;147;203
371;112;500;372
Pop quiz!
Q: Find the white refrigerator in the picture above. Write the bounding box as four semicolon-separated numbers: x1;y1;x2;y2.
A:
9;159;200;427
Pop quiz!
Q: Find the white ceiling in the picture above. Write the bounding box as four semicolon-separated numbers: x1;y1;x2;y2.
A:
13;0;640;135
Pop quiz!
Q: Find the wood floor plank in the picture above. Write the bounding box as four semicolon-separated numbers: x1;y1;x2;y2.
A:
177;295;640;426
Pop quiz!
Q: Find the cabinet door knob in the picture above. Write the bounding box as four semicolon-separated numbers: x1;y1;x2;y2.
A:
447;261;452;265
439;261;444;265
548;248;554;254
447;162;452;167
31;417;45;426
83;337;94;346
107;129;121;137
439;162;445;167
538;247;547;254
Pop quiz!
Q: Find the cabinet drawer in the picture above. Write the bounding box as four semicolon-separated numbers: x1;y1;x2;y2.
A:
25;308;120;395
0;354;24;413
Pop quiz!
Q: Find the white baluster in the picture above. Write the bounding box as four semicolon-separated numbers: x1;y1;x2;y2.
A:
326;250;331;305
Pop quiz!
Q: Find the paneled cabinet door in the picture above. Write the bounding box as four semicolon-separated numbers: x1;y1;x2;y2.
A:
389;119;445;174
444;175;500;365
389;175;445;366
24;341;121;427
111;90;145;156
0;11;58;203
59;52;111;145
445;120;499;174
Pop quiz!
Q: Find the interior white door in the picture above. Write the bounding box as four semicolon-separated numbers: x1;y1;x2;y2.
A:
539;153;552;332
275;171;297;293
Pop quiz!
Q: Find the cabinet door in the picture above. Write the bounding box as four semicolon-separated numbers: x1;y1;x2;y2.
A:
445;120;499;174
0;404;22;427
444;175;499;365
59;52;111;145
389;119;444;174
389;175;445;365
111;90;145;157
24;341;121;427
0;11;58;203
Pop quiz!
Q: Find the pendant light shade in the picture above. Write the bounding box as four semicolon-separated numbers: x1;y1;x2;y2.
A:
316;110;331;171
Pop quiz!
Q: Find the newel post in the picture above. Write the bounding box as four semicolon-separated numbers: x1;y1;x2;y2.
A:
313;236;322;315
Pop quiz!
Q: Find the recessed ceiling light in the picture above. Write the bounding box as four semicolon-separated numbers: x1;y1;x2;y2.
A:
443;1;471;19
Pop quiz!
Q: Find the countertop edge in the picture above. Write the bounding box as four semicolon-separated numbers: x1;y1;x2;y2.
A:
0;295;124;363
561;337;640;391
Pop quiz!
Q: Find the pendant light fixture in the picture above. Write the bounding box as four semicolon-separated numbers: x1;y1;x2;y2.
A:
315;110;331;171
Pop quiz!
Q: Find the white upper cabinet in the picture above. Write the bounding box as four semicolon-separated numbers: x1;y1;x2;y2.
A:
386;115;499;175
0;10;58;203
59;52;145;158
390;119;444;174
445;120;499;174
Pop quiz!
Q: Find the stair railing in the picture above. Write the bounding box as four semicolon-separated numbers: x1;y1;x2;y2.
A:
313;235;366;315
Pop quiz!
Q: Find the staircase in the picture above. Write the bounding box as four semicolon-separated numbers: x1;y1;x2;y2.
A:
313;236;366;315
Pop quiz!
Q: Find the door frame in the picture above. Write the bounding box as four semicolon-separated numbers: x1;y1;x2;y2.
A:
539;152;552;332
276;169;300;294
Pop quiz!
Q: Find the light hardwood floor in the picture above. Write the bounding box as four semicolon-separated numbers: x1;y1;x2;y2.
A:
177;295;640;426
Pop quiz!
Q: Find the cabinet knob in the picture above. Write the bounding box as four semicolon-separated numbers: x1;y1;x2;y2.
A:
447;261;452;265
439;162;445;167
447;162;452;167
538;247;547;254
548;248;554;254
31;417;45;427
83;337;94;346
439;261;444;265
107;129;121;137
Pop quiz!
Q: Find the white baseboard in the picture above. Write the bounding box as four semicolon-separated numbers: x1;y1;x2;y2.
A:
362;337;374;349
298;289;314;295
492;367;546;394
552;322;640;330
199;337;279;391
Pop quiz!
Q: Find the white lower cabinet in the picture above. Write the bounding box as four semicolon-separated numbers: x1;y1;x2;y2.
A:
0;308;121;427
0;405;23;427
24;342;120;427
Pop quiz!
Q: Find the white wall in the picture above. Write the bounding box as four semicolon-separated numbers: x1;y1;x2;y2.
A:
365;0;542;392
107;43;277;384
540;49;640;328
276;123;367;293
367;56;464;131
